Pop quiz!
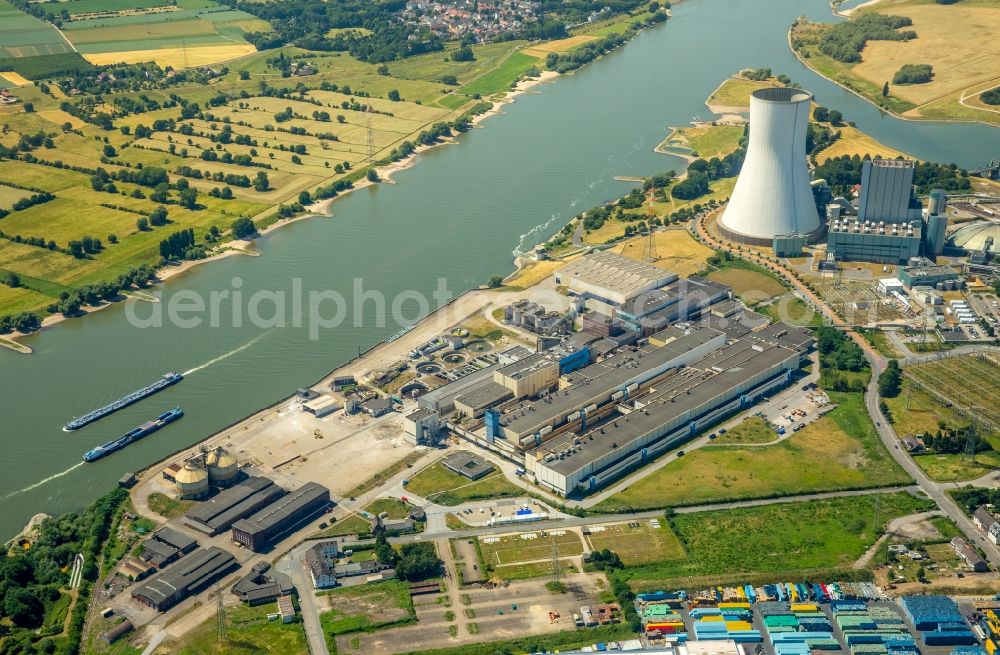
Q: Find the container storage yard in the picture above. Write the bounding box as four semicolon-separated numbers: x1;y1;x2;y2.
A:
636;582;988;655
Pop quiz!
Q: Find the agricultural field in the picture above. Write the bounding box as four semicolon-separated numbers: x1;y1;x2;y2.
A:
403;461;521;506
594;392;912;512
791;0;1000;126
0;1;74;60
584;519;686;566
58;0;265;69
152;601;309;655
623;492;934;590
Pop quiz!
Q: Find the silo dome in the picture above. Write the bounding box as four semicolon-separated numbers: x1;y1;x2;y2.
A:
175;459;209;499
719;87;822;245
206;446;238;486
947;220;999;252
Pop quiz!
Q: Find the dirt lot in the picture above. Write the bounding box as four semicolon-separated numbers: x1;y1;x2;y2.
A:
337;573;608;654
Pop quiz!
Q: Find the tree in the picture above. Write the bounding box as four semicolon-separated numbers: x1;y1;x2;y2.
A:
253;171;270;192
387;89;400;102
178;187;198;209
231;217;257;239
136;217;149;231
878;360;903;398
828;109;843;124
394;542;442;581
4;588;43;629
487;275;504;288
374;531;398;568
882;81;890;97
366;168;380;183
452;46;475;62
441;74;458;86
239;70;250;80
377;64;389;76
149;206;168;226
2;271;20;288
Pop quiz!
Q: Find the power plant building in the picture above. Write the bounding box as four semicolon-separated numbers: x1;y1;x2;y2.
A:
826;218;923;264
719;88;821;244
555;250;677;306
857;159;922;224
231;482;330;552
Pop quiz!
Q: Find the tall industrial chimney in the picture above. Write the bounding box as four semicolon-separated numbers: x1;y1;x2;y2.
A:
718;87;821;244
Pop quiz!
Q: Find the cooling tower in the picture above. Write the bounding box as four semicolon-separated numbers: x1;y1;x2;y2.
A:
718;87;821;245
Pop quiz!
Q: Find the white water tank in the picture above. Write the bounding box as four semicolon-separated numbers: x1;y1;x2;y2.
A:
719;87;821;244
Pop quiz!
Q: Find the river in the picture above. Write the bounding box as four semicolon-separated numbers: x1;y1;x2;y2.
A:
0;0;996;539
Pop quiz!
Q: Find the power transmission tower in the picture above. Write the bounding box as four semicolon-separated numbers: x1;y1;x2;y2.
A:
216;581;229;646
551;536;560;586
872;494;881;534
963;413;979;463
642;187;658;263
365;104;376;168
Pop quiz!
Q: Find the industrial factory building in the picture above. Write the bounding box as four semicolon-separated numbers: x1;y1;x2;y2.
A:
231;482;330;552
457;321;811;496
719;87;821;244
524;336;803;495
555;250;677;306
139;527;198;568
183;477;287;536
131;546;237;611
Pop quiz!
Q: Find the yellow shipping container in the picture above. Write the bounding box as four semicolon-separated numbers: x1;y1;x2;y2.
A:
720;602;752;609
791;604;818;612
985;639;996;655
700;616;725;622
727;622;753;631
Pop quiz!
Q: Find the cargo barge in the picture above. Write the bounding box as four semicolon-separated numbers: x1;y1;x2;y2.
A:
64;372;183;431
83;408;183;462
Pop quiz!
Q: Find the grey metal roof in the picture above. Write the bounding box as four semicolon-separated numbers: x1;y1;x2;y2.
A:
454;382;513;411
132;547;236;607
536;340;799;476
231;482;329;537
499;328;724;438
184;477;285;532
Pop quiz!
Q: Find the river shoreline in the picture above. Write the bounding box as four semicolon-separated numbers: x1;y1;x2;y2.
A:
786;22;1000;130
0;71;561;353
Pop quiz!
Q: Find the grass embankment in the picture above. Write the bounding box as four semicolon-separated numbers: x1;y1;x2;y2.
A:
146;492;192;518
594;392;912;512
790;0;1000;126
397;625;638;655
404;461;521;506
615;229;715;278
621;492;934;591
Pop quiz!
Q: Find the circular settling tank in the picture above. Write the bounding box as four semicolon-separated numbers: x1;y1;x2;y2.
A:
466;340;493;353
416;363;442;374
443;353;467;364
400;381;429;398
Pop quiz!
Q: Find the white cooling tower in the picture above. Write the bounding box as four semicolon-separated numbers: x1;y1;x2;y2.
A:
718;87;821;245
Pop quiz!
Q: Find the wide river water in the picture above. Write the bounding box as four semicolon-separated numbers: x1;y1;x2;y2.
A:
1;0;997;539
